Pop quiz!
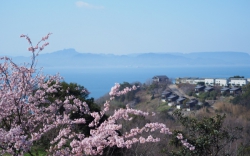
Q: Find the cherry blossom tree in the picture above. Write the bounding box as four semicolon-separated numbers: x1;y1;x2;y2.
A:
0;34;193;156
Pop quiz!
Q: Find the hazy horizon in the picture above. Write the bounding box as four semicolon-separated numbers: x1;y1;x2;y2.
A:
3;48;250;57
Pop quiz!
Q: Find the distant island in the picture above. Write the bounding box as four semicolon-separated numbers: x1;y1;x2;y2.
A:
8;48;250;68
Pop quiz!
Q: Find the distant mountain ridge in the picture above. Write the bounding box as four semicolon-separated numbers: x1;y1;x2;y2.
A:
7;49;250;68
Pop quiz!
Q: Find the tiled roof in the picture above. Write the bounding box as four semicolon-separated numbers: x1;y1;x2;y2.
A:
221;87;230;91
230;87;241;91
195;85;205;89
153;75;168;79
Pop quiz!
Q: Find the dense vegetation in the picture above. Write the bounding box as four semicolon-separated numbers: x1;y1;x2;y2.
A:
231;84;250;108
1;34;250;155
96;81;250;156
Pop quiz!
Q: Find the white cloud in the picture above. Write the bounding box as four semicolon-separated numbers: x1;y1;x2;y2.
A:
75;1;104;9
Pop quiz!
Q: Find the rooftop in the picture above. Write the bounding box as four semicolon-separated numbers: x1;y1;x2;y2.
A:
221;87;230;91
230;78;246;80
168;94;179;99
195;85;205;89
230;87;241;91
153;75;168;79
177;97;186;102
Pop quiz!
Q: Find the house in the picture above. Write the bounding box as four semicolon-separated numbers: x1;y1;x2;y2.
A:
247;78;250;83
162;91;172;97
161;91;172;102
168;94;179;102
175;77;182;84
176;97;186;109
186;99;198;111
230;87;242;95
185;77;204;85
175;77;189;84
185;77;196;84
215;78;228;86
194;78;205;85
229;78;247;86
195;85;205;92
204;86;214;92
205;78;215;86
152;75;169;83
221;87;230;94
175;77;200;84
177;97;186;104
167;94;179;106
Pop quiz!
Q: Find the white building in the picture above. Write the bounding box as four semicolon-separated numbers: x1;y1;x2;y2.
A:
215;78;228;86
247;78;250;83
194;78;205;84
205;78;215;86
175;77;204;85
229;78;247;86
185;77;198;84
152;75;168;82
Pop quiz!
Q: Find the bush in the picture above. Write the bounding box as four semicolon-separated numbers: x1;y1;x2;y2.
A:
169;111;243;156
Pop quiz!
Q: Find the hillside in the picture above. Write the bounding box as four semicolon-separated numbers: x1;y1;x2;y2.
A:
96;81;250;120
95;81;250;155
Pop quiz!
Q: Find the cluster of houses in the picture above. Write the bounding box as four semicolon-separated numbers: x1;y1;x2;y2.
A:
152;75;250;87
175;77;250;86
161;85;242;112
161;91;199;111
152;75;248;111
176;76;247;96
195;85;242;95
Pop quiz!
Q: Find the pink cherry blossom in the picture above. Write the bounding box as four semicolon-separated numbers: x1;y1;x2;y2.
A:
177;133;183;140
0;34;195;155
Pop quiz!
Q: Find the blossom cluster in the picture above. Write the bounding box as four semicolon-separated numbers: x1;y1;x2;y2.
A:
20;33;52;53
109;83;138;100
66;104;172;155
0;34;195;155
176;133;195;151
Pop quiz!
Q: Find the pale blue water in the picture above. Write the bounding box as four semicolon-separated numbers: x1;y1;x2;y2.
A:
43;66;250;99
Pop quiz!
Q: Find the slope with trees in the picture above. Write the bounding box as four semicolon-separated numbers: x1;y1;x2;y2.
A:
1;34;250;156
0;34;193;155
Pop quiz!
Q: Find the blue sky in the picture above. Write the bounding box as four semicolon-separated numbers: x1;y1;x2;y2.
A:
1;1;250;56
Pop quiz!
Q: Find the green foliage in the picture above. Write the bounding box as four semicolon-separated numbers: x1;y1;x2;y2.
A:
222;91;230;97
47;81;89;101
24;146;47;156
198;90;219;101
197;82;205;86
230;75;244;78
148;83;159;91
209;90;217;100
231;84;250;108
157;103;171;112
237;143;250;156
192;92;198;97
195;104;202;110
45;81;102;120
169;110;243;156
34;81;106;152
183;99;189;105
187;91;193;96
151;94;155;100
198;92;209;100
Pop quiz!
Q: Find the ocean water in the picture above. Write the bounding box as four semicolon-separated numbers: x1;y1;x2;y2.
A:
43;66;250;99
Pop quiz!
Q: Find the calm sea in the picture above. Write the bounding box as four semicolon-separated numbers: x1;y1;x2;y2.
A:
43;66;250;99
